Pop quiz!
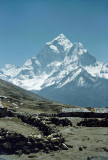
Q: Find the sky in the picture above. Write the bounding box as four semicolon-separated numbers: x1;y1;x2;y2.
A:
0;0;108;68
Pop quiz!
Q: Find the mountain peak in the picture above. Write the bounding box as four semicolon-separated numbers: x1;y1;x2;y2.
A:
55;33;67;39
46;34;69;44
46;34;73;52
52;33;69;42
0;34;108;107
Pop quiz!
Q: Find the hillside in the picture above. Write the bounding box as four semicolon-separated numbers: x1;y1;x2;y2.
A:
0;78;46;101
0;78;66;113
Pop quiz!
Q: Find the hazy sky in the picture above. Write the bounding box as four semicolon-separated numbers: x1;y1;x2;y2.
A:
0;0;108;68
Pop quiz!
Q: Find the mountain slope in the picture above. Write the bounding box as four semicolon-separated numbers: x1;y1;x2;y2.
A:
0;34;108;107
0;78;68;113
0;78;46;101
39;74;108;107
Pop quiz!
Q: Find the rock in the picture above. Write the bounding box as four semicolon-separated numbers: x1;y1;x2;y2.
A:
50;137;59;143
61;143;68;150
44;146;50;152
27;141;32;146
15;150;22;156
0;108;8;118
17;141;26;146
66;144;73;148
77;118;108;127
0;136;5;141
37;134;42;139
23;146;30;154
79;147;83;151
2;142;11;149
33;135;37;139
28;134;33;139
49;117;72;126
53;145;60;151
7;133;14;139
47;134;53;140
28;154;36;158
103;147;108;152
33;148;39;153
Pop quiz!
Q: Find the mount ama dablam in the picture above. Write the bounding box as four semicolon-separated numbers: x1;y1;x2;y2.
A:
0;34;108;107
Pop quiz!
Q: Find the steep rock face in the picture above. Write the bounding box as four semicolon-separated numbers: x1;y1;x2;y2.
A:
0;34;108;107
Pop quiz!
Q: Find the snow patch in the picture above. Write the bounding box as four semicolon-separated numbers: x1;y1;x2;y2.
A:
77;76;85;86
49;45;59;53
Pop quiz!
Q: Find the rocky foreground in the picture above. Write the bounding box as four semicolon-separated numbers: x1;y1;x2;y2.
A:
0;108;108;160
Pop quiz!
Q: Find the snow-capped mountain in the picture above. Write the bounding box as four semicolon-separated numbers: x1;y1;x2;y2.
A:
1;64;21;77
0;34;108;107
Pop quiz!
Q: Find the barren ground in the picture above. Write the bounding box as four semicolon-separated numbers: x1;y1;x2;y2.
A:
0;115;108;160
